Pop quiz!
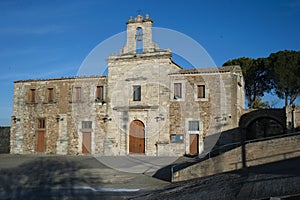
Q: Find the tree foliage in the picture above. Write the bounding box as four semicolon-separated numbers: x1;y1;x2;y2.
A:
223;50;300;108
223;57;271;109
268;50;300;106
252;97;270;109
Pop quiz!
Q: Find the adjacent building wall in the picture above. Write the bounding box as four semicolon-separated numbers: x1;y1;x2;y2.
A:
286;104;300;132
0;127;10;153
10;77;107;154
169;66;245;154
173;134;300;182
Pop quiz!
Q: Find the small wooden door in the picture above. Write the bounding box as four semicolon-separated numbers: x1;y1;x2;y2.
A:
36;131;45;152
129;120;145;154
189;134;199;155
82;132;91;154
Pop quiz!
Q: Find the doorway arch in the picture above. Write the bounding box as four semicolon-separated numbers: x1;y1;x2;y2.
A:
245;117;284;140
239;109;287;140
129;120;145;154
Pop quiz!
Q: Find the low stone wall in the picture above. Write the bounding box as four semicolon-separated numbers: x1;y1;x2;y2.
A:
0;127;10;154
172;134;300;182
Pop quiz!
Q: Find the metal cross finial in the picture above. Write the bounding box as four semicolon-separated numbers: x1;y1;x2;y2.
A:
137;9;141;15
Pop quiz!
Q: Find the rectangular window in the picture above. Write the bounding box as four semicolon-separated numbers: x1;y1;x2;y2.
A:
189;121;200;131
197;85;205;98
75;87;81;102
38;118;46;129
96;86;104;101
170;134;184;143
133;85;141;101
48;88;54;102
174;83;182;99
29;89;36;103
82;121;92;129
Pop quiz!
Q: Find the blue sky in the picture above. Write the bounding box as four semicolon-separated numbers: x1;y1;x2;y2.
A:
1;0;300;126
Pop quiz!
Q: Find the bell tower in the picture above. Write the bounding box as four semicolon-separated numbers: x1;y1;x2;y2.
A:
121;14;159;54
105;14;180;156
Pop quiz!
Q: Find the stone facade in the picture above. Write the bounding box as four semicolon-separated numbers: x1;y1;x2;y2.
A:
11;77;107;154
10;14;245;156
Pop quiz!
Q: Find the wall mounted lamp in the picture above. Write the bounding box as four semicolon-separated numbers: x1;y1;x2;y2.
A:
103;114;112;122
56;115;64;122
155;114;165;122
11;116;20;123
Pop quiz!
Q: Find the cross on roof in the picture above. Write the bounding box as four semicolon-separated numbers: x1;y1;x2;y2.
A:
137;9;141;15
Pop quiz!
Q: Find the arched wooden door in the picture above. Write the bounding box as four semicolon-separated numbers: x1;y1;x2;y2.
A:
129;120;145;154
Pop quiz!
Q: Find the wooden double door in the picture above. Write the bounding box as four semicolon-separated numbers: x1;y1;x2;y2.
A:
129;120;145;154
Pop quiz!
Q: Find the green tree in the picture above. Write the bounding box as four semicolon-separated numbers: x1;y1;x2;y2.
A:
252;97;270;109
223;57;271;109
268;50;300;106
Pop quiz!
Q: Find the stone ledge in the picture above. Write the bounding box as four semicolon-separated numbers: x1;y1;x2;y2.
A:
113;105;159;111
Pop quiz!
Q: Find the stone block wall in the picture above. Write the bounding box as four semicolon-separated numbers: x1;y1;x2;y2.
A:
173;134;300;182
286;104;300;132
122;14;158;54
106;51;182;156
10;76;107;155
10;65;244;157
168;66;244;155
10;14;246;157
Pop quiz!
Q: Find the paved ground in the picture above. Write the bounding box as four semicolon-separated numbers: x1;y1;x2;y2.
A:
95;155;179;174
0;154;300;199
0;154;176;199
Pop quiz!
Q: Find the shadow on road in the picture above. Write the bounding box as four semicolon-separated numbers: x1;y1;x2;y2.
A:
144;157;300;200
0;156;99;199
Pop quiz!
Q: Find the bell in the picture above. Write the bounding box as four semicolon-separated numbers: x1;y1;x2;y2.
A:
136;33;143;41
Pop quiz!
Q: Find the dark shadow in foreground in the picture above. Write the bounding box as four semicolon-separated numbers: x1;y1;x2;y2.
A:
140;157;300;200
0;157;102;200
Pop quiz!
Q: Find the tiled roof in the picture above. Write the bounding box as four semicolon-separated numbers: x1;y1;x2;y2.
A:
169;65;242;75
14;75;107;83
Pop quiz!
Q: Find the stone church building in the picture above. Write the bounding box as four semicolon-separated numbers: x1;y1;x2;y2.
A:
10;14;245;156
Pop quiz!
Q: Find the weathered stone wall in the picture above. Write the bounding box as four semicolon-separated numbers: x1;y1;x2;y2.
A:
69;77;107;155
173;134;300;182
286;104;300;132
106;52;181;156
168;67;244;155
10;77;107;155
121;14;158;54
0;127;10;153
10;14;246;157
10;67;244;157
